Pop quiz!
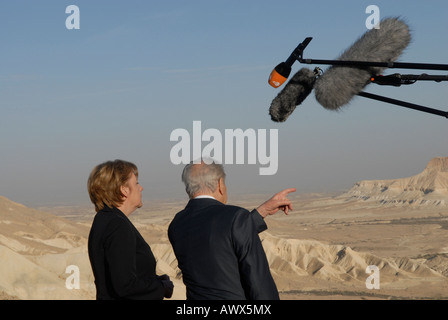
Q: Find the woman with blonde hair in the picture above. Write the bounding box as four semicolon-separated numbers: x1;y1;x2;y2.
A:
87;159;173;300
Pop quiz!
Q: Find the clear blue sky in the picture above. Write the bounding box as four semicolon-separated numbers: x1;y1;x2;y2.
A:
1;0;447;206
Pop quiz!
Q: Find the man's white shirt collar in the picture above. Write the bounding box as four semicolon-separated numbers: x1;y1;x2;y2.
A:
194;195;216;200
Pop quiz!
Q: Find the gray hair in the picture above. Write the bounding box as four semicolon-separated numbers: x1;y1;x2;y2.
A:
181;158;226;198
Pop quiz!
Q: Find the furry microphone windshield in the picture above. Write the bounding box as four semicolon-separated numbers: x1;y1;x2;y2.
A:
269;68;316;122
314;17;411;110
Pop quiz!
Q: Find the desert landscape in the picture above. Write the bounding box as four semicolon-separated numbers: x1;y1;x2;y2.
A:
1;157;447;300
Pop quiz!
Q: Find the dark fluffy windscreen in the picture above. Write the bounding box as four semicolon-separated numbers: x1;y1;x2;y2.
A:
269;68;316;122
314;17;411;110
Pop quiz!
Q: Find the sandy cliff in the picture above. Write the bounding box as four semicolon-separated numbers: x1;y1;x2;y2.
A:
341;157;448;206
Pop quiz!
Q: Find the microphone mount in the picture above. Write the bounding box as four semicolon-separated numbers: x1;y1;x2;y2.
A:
295;37;448;71
370;73;448;86
278;37;448;119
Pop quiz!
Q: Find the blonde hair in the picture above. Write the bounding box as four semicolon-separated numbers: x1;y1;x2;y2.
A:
87;159;138;212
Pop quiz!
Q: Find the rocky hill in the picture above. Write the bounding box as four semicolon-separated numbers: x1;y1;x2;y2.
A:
341;157;448;207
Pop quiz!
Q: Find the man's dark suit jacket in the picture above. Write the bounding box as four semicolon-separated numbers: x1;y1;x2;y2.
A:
88;206;166;300
168;198;279;300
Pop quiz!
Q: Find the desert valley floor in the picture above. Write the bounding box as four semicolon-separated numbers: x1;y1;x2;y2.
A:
1;157;447;300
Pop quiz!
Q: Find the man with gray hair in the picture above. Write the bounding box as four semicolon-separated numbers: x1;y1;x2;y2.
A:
168;159;295;300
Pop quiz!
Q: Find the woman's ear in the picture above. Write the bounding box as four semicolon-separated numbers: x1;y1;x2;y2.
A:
120;185;129;199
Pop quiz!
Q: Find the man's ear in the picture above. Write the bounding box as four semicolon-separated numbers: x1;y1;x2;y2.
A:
217;178;224;195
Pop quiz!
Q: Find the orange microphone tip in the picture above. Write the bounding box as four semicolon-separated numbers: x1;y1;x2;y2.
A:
268;69;288;88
